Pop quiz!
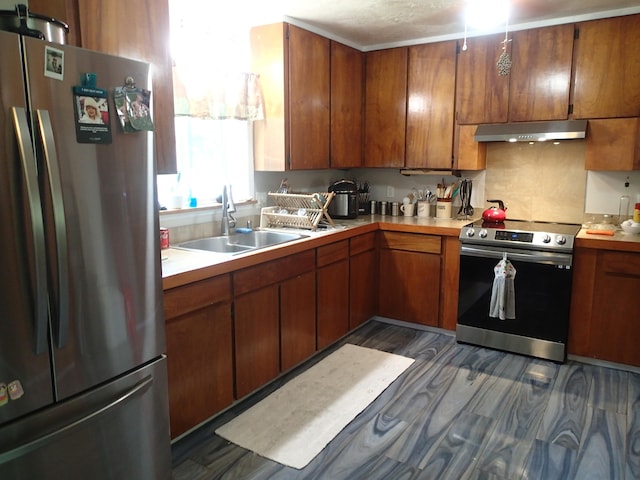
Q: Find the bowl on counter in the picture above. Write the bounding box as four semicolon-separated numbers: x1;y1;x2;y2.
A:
621;220;640;234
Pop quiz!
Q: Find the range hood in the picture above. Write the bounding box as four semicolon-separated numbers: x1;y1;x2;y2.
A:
474;120;588;142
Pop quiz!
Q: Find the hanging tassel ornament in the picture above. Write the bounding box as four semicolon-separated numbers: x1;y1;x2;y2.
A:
496;14;512;76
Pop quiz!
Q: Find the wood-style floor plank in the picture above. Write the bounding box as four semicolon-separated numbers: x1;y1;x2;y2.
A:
171;319;639;480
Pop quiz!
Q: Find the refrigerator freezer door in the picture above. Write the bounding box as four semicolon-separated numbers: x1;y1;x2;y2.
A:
23;37;166;401
0;31;55;426
0;356;171;479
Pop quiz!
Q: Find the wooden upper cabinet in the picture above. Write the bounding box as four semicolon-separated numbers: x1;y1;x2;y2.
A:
28;0;177;173
456;25;573;124
251;23;330;171
364;47;408;167
508;24;574;122
76;0;177;174
288;25;330;169
455;33;510;125
453;124;486;170
585;118;640;170
406;41;457;169
572;14;640;119
331;41;364;168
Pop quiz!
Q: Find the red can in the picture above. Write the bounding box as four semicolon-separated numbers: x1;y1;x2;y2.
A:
160;228;169;249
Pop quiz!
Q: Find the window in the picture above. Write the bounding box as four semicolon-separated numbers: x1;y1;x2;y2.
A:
158;0;259;209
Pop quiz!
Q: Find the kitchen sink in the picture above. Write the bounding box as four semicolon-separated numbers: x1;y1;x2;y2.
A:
176;230;308;254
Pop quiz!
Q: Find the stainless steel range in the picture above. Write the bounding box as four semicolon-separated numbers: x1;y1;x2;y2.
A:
456;219;581;362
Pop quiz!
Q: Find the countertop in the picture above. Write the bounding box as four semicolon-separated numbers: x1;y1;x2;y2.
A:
576;228;640;253
161;216;640;290
161;214;472;289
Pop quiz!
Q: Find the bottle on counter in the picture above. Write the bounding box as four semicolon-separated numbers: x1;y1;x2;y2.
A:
634;202;640;223
619;194;630;224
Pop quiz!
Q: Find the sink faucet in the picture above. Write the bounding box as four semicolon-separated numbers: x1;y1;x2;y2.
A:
221;184;236;235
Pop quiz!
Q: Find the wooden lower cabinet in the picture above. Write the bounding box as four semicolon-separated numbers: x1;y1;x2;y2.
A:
234;285;280;399
349;233;378;329
164;275;233;439
233;250;316;398
281;271;317;371
569;248;640;366
378;232;441;326
317;240;349;349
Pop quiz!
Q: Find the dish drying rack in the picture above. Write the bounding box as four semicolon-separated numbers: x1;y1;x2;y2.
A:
260;192;336;230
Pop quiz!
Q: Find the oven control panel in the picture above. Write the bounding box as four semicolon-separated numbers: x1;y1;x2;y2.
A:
494;230;534;242
460;224;577;251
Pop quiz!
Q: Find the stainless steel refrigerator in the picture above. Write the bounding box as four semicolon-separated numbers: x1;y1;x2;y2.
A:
0;31;171;478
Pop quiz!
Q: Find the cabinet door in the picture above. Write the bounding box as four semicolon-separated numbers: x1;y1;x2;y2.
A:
364;48;408;167
378;249;440;326
508;24;574;122
288;25;330;169
406;41;456;169
331;41;364;168
453;124;486;170
573;14;640;119
585;118;640;171
455;33;510;125
281;271;316;371
350;249;377;329
234;285;280;399
317;260;349;349
165;304;233;438
250;23;286;171
74;0;177;174
590;251;640;365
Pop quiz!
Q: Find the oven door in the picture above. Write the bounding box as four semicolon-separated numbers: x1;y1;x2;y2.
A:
456;243;573;361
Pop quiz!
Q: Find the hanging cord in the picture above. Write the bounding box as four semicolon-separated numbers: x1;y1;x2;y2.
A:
497;11;512;76
462;20;468;51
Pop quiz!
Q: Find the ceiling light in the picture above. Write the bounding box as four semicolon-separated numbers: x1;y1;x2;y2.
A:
465;0;509;30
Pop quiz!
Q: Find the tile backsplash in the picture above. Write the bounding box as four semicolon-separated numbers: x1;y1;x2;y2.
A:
162;139;640;238
483;140;587;224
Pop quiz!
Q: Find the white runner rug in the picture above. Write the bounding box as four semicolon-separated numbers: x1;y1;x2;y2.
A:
215;343;414;469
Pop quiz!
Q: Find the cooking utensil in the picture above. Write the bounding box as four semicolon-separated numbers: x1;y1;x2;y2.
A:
482;199;507;223
0;4;69;43
457;179;474;218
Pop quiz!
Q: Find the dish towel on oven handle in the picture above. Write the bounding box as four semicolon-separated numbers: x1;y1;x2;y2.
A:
489;252;516;320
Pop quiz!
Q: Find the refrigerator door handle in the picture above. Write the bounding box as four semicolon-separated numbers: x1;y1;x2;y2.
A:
11;107;49;354
0;375;153;464
36;109;70;348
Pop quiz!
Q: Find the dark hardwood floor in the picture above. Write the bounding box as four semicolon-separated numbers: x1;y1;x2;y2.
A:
171;319;640;479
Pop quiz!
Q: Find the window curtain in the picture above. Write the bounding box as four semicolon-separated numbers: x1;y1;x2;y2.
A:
173;67;264;121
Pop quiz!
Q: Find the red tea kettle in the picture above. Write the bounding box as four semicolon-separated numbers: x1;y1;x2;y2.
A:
482;199;507;223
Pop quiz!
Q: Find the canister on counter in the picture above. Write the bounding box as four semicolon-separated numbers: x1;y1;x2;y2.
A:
391;201;400;216
160;228;170;249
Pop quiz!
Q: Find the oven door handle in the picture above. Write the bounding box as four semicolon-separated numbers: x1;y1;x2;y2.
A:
460;245;572;266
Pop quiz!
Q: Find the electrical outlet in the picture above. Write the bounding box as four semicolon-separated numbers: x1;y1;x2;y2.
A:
387;186;395;198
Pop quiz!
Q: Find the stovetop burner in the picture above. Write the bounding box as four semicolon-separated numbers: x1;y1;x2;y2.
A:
460;219;581;252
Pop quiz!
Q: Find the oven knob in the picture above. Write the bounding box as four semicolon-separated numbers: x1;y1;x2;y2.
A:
542;234;551;243
466;228;475;237
555;235;567;245
479;229;488;238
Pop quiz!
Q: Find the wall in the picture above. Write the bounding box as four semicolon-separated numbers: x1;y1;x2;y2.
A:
481;141;587;224
161;142;640;242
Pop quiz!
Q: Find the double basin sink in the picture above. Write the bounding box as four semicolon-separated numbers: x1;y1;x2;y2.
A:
177;230;308;255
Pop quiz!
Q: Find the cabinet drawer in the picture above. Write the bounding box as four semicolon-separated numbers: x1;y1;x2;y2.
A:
317;240;348;267
379;231;441;254
233;250;315;296
350;232;376;256
164;274;232;320
598;251;640;276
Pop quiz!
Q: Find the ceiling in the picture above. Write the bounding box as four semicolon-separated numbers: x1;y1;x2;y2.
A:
253;0;640;50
